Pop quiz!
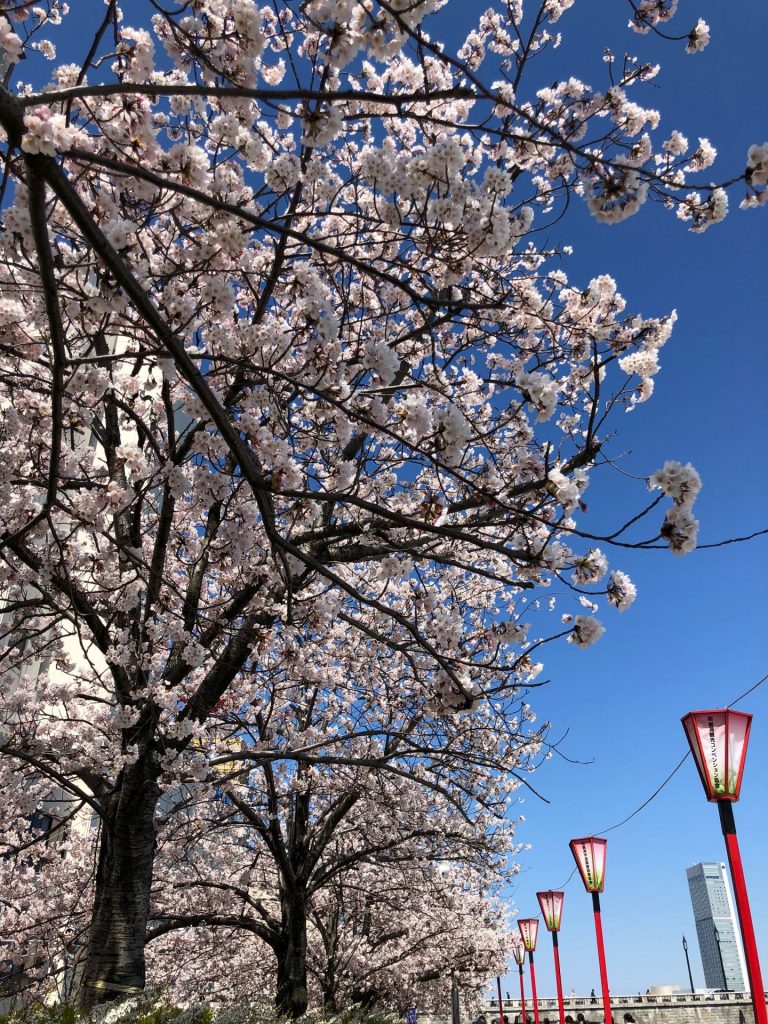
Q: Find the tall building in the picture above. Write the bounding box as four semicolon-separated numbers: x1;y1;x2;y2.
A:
686;862;748;991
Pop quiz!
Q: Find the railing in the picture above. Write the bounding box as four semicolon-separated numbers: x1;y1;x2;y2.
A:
482;990;759;1010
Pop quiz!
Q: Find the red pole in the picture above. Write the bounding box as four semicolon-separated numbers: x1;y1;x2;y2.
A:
497;976;505;1024
527;953;540;1024
518;965;527;1024
551;933;566;1024
592;892;612;1024
719;803;768;1024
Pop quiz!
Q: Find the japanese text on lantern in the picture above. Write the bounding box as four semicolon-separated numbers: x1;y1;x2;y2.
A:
707;716;722;792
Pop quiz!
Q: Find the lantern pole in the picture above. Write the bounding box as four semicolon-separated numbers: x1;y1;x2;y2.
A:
682;936;695;994
496;976;505;1024
591;892;612;1024
718;801;767;1022
516;960;527;1024
518;954;528;1024
713;925;727;992
569;838;611;1024
527;951;540;1024
551;932;566;1024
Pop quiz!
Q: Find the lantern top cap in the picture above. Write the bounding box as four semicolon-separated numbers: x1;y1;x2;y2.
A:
681;708;752;721
681;709;753;803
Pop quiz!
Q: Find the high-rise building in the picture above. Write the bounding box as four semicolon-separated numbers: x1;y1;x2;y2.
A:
686;862;748;991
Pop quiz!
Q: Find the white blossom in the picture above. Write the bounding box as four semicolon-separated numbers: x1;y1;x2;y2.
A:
22;105;78;157
649;460;701;508
572;548;609;585
0;21;23;63
663;131;688;157
746;142;768;186
301;105;344;148
516;369;560;422
619;349;660;378
607;571;637;612
661;505;700;555
568;615;605;648
686;19;710;54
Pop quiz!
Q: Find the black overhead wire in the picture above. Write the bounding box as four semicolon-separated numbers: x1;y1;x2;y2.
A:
552;670;768;889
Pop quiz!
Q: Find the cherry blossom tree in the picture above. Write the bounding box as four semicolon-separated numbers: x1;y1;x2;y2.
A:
0;0;760;1007
144;628;530;1017
0;728;517;1014
145;837;511;1013
0;774;97;1002
306;859;511;1013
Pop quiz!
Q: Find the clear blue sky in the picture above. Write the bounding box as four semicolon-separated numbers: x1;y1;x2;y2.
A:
478;0;768;999
18;0;768;1001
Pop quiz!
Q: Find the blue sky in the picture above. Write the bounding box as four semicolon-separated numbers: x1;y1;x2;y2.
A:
479;0;768;999
12;0;767;1000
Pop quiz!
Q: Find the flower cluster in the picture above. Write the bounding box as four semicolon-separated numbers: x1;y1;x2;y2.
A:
651;460;702;555
686;19;711;54
742;142;768;209
0;20;23;64
22;104;79;156
583;165;650;224
607;570;637;612
567;614;606;648
676;188;729;233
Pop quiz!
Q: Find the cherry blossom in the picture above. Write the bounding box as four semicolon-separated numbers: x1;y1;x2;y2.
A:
686;19;711;54
566;614;606;648
0;0;760;1009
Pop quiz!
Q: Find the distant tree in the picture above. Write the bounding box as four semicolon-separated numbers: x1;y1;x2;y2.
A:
146;629;526;1017
306;859;511;1013
0;0;756;1005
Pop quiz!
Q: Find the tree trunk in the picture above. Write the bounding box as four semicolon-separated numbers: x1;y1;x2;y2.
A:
350;988;380;1011
319;912;339;1012
79;763;161;1004
320;945;338;1012
275;887;309;1019
321;983;338;1013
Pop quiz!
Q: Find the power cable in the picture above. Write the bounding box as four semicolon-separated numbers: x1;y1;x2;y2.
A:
595;751;690;836
550;669;768;889
590;670;768;837
726;671;768;709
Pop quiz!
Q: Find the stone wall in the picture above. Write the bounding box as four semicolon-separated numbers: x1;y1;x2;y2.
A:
470;991;765;1024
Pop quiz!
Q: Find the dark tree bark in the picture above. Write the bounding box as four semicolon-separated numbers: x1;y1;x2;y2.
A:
275;884;310;1019
314;904;340;1012
79;763;161;1003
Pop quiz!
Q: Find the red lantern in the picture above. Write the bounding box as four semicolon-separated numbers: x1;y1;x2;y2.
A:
682;709;765;1024
681;709;752;802
518;919;540;1024
569;837;611;1023
536;891;564;932
511;938;526;967
518;918;539;952
511;938;527;1024
537;892;566;1024
569;836;607;893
